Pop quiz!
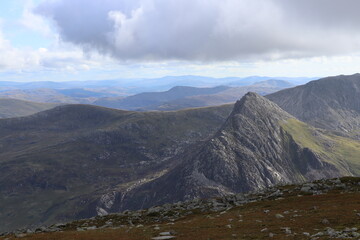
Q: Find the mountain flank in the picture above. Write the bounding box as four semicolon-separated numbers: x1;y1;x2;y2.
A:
267;73;360;139
0;98;59;118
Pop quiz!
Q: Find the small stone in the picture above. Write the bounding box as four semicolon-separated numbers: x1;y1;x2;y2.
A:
15;233;27;238
303;232;310;236
159;232;171;236
321;218;330;225
86;226;97;230
281;227;292;234
275;214;284;219
226;224;232;229
269;232;275;237
261;228;268;232
151;236;176;240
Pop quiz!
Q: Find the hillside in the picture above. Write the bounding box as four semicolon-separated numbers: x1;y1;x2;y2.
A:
2;177;360;239
0;98;59;118
267;73;360;139
0;103;233;232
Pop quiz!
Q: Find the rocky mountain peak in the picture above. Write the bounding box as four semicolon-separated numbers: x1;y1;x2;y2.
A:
117;93;341;211
222;92;292;136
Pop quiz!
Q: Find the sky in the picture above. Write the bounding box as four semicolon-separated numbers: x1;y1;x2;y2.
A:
1;0;360;82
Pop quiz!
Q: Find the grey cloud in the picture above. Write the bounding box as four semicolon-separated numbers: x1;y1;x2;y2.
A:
36;0;360;62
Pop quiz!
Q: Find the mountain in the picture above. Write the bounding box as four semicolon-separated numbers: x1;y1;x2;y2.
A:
251;79;294;88
117;93;360;210
94;80;293;111
0;103;233;232
267;73;360;139
227;76;314;86
0;99;59;118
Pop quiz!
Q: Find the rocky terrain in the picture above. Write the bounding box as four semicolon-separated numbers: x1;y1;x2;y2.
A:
2;177;360;239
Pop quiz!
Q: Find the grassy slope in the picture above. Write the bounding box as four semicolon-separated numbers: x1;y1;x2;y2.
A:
281;118;360;175
0;98;59;118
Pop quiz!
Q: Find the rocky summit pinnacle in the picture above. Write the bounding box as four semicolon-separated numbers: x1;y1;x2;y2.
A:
117;93;341;211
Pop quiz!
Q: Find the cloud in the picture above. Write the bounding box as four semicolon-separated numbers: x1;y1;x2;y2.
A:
19;1;52;36
0;19;107;73
35;0;360;62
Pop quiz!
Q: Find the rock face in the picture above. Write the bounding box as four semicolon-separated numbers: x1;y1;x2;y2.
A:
266;73;360;138
118;93;343;210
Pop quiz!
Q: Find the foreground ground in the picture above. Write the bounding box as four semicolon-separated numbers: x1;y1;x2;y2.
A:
2;177;360;240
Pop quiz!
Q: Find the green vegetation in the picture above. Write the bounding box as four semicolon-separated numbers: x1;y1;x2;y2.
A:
281;118;360;175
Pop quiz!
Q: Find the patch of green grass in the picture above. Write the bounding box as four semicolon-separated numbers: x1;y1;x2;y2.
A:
281;118;360;175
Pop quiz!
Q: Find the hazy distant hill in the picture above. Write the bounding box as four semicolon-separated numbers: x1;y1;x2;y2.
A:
0;88;119;104
94;80;293;111
0;75;313;94
267;73;360;139
0;98;59;118
94;85;230;110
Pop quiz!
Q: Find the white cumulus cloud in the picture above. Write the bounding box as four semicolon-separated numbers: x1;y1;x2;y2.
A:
35;0;360;62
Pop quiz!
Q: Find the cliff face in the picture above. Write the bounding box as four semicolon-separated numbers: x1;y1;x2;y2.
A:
118;93;343;211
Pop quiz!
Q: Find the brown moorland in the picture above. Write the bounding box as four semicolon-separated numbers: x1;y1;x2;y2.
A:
2;177;360;240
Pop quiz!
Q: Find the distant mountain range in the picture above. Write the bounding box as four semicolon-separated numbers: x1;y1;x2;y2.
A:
0;79;295;111
0;75;314;92
93;79;294;111
0;73;358;233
